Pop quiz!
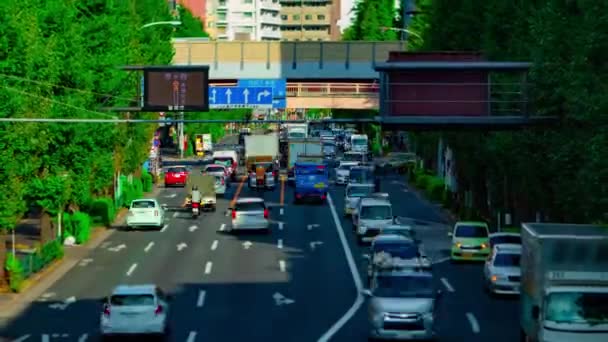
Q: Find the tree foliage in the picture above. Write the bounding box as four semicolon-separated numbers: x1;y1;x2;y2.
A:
343;0;400;41
174;4;209;38
412;0;608;223
0;0;178;233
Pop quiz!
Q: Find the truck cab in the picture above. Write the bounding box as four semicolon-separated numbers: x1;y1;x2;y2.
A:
520;223;608;342
350;134;368;153
293;162;328;204
353;194;394;244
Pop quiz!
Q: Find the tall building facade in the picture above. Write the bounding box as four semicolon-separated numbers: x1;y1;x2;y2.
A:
177;0;207;20
205;0;282;41
279;0;340;41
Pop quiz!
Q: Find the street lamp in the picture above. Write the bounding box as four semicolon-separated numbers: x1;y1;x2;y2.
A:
139;21;182;30
380;26;422;39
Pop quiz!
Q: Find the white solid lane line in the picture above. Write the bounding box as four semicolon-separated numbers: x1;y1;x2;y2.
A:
277;239;283;249
317;193;365;342
466;312;480;333
12;335;30;342
211;240;219;251
219;223;226;231
160;224;169;232
126;263;138;276
204;261;213;274
186;331;197;342
278;222;284;230
440;277;455;292
279;260;286;272
78;333;88;342
197;290;206;307
144;242;154;253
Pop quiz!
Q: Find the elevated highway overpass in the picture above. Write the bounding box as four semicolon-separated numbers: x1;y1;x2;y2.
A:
172;39;401;109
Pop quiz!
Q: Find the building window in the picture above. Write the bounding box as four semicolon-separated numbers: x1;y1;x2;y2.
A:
208;22;214;28
281;15;287;20
218;0;226;5
317;14;325;20
305;14;312;20
217;13;227;20
244;12;253;18
243;0;253;3
293;15;300;20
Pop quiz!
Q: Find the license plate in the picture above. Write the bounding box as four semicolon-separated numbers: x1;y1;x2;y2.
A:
462;253;473;258
314;183;326;188
193;208;199;213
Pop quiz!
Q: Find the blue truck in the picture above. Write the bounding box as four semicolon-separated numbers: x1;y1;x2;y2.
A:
293;161;329;204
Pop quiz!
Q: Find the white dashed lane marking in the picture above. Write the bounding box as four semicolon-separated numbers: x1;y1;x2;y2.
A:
440;277;455;292
144;242;154;252
211;240;218;251
204;261;213;274
466;312;480;333
126;263;137;276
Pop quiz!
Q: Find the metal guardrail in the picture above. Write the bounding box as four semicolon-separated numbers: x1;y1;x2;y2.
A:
286;83;380;97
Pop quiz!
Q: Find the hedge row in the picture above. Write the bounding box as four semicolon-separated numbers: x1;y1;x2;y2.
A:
4;240;64;292
62;211;92;244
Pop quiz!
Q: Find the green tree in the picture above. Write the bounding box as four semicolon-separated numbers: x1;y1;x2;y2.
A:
174;4;209;38
343;0;399;41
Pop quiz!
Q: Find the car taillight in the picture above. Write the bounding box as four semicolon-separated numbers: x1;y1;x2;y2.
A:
192;202;199;208
103;305;111;316
272;171;277;177
155;305;163;315
154;210;159;216
321;193;327;200
221;178;225;185
231;210;236;219
264;209;269;219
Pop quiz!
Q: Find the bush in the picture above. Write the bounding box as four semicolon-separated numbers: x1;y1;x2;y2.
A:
426;177;445;202
120;176;144;208
415;174;432;190
141;170;153;192
38;240;64;265
442;190;454;209
61;212;74;239
71;212;92;244
88;197;116;226
5;253;24;293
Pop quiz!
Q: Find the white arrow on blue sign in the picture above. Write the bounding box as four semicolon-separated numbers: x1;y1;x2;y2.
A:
209;86;273;109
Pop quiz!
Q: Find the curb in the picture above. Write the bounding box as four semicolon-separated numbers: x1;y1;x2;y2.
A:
0;186;162;321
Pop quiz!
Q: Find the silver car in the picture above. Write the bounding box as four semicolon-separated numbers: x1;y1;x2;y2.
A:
365;234;431;281
335;162;359;185
343;183;375;216
483;244;522;295
362;270;441;340
230;197;270;232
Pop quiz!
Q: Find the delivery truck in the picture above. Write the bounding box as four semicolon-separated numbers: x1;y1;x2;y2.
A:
520;223;608;342
286;138;322;183
244;133;279;170
194;133;212;156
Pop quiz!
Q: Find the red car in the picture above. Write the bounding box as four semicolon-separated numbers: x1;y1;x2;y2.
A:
164;166;189;187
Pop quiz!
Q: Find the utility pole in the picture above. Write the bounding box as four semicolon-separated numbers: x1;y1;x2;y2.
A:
402;0;414;42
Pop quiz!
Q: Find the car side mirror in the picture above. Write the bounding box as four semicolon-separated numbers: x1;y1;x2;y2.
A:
361;289;373;297
531;305;540;319
447;231;453;237
362;254;371;260
161;204;168;209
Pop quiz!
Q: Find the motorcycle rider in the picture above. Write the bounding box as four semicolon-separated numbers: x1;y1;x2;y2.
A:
191;185;201;208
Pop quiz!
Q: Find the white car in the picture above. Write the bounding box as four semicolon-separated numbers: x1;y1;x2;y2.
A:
353;194;394;244
100;284;171;339
343;183;375;216
213;174;227;195
230;197;270;232
203;163;228;178
335;162;359;185
366;234;431;280
125;199;165;230
483;244;522;295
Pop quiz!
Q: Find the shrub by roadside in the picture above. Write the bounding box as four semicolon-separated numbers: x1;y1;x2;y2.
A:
4;240;64;293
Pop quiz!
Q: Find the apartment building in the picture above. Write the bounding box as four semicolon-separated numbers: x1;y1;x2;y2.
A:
205;0;282;41
280;0;340;41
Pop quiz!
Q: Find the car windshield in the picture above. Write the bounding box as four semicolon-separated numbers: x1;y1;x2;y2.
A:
110;294;155;306
131;201;155;209
545;292;608;325
353;138;367;145
373;242;418;259
289;132;306;138
167;167;186;173
349;169;373;183
296;167;326;175
493;253;521;267
205;166;224;173
382;228;414;239
490;235;522;247
235;201;265;212
346;187;374;198
214;176;223;183
373;276;434;298
213;158;232;167
360;205;392;220
455;225;488;238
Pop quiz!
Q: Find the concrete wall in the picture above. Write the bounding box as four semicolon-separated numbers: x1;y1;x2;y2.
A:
172;40;406;79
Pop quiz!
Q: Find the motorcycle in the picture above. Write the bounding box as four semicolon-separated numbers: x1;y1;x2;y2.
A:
191;201;200;218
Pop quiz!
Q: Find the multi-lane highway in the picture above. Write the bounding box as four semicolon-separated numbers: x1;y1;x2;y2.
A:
0;151;519;341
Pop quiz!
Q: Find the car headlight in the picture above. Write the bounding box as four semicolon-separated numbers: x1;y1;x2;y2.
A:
453;242;462;248
480;243;488;249
490;274;506;283
358;225;368;234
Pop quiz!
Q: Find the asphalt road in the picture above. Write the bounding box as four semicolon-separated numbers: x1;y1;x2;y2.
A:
0;150;519;341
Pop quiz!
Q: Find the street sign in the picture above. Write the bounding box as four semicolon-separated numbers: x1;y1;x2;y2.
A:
143;66;210;112
237;79;287;109
209;86;273;109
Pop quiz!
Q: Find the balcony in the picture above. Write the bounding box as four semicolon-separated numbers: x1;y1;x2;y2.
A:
260;0;281;11
260;29;281;39
260;15;282;25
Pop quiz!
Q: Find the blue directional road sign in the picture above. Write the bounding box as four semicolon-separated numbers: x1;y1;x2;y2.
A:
209;86;273;109
238;79;287;109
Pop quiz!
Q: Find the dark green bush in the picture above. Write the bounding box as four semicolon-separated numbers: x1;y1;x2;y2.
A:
5;253;24;293
415;174;431;189
132;177;144;199
62;212;74;239
88;197;115;226
71;212;92;244
426;177;445;202
38;240;64;265
141;170;153;192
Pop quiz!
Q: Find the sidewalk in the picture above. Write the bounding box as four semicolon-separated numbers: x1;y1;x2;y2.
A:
0;186;161;324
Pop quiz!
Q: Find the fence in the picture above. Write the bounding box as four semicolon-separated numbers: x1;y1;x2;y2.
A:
16;248;50;279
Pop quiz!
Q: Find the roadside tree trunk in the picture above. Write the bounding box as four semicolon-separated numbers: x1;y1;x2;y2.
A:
40;211;54;244
0;232;6;286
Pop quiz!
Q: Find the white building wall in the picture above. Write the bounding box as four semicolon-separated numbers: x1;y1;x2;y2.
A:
209;0;281;41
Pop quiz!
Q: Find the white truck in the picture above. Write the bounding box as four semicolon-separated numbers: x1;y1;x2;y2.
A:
202;133;212;152
244;134;279;165
286;123;308;139
350;134;368;153
287;138;322;182
520;223;608;342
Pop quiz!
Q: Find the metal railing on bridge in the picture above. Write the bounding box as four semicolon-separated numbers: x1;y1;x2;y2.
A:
286;83;380;97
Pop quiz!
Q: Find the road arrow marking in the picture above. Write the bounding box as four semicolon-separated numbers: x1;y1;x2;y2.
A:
48;296;76;310
78;258;93;266
12;334;30;342
225;89;232;104
177;242;188;251
165;193;177;198
242;241;252;250
211;88;217;103
310;241;324;250
108;244;126;252
126;263;137;276
186;331;197;342
144;242;154;253
100;242;112;249
307;224;320;231
243;88;250;104
189;225;198;232
257;89;271;102
78;334;88;342
172;212;178;218
273;292;295;306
